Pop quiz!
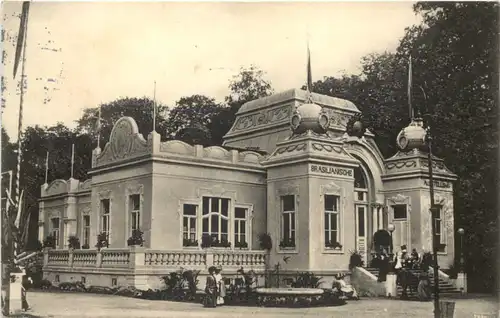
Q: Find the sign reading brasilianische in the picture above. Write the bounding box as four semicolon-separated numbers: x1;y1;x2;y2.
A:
309;164;354;178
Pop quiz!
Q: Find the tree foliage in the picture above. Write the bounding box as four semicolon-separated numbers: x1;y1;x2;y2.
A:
2;3;497;293
308;2;498;292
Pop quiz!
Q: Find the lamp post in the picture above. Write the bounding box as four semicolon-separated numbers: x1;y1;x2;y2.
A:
424;122;441;318
387;223;395;272
387;223;395;255
457;228;465;273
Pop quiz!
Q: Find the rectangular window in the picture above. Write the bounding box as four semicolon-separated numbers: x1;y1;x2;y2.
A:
51;217;60;248
432;205;445;248
201;197;230;244
234;207;247;248
183;204;197;246
357;206;365;237
324;195;340;248
82;215;90;247
280;195;296;249
100;199;111;242
393;204;407;220
129;194;141;234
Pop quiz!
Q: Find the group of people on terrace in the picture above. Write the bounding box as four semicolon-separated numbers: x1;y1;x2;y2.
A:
203;265;226;308
372;244;433;300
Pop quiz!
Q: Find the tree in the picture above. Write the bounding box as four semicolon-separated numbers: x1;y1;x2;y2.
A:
166;94;222;144
75;97;170;146
309;2;498;293
210;65;274;145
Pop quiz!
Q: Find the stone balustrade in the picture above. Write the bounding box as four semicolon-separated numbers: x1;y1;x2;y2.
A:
213;250;266;267
72;249;98;267
44;248;267;271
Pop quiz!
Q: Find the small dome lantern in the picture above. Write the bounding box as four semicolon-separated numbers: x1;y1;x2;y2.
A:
290;102;329;135
396;118;427;151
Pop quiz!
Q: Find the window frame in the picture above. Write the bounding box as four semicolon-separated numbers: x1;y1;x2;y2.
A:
433;204;446;253
279;194;297;251
392;204;408;220
201;196;231;245
320;181;344;255
51;217;60;249
233;203;252;250
129;194;141;235
81;213;91;248
182;202;199;248
125;185;143;245
324;194;341;249
100;198;111;242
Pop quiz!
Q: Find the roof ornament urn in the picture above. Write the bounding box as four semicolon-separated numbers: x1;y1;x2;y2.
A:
290;101;329;135
396;118;427;151
346;113;366;138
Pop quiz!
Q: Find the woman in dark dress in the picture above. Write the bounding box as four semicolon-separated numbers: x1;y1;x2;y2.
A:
378;249;389;282
204;266;218;308
417;271;431;301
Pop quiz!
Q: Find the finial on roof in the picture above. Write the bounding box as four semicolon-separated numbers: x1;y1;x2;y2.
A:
306;37;313;103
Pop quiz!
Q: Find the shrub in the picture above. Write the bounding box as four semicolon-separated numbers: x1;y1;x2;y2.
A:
39;279;53;290
348;250;364;270
160;268;200;301
258;233;272;251
291;272;323;288
235;241;248;249
201;234;212;249
182;238;198;247
43;235;56;249
95;232;109;251
25;240;43;252
68;235;81;249
127;229;144;246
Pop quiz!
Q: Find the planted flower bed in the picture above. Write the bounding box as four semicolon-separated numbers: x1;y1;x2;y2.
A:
32;269;346;308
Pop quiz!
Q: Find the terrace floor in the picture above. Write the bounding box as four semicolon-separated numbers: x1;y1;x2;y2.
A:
9;291;499;318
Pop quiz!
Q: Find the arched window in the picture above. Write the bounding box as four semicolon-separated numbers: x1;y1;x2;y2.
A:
354;167;367;189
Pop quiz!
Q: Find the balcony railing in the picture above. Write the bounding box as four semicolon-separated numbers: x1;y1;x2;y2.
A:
44;248;267;271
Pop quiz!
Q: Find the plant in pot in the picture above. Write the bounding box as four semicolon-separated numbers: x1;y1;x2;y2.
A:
68;235;81;250
95;232;109;251
127;229;144;247
348;250;364;270
325;241;343;250
258;233;272;287
200;234;212;249
43;235;56;249
234;240;248;249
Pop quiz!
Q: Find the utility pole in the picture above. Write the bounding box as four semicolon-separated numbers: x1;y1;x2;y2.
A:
1;170;13;316
426;123;441;318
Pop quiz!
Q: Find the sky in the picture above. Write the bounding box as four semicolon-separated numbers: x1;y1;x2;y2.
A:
1;1;421;141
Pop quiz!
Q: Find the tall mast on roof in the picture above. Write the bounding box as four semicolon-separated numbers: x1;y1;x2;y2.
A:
306;34;313;103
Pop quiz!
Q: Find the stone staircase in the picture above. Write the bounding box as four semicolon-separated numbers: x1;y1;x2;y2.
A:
365;267;461;298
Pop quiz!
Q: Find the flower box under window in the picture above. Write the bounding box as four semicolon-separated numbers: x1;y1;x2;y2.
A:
234;241;248;249
183;239;199;247
279;239;296;249
437;243;446;252
325;241;343;250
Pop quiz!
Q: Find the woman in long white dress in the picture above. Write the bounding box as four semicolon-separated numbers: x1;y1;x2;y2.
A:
214;266;225;305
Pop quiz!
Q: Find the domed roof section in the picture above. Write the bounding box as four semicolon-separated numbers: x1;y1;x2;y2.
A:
396;118;427;151
237;88;359;115
290;101;329;135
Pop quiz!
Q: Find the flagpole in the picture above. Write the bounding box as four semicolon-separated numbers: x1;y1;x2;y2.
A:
70;143;75;179
153;81;157;132
14;2;30;207
408;55;413;120
44;151;49;184
97;104;101;149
